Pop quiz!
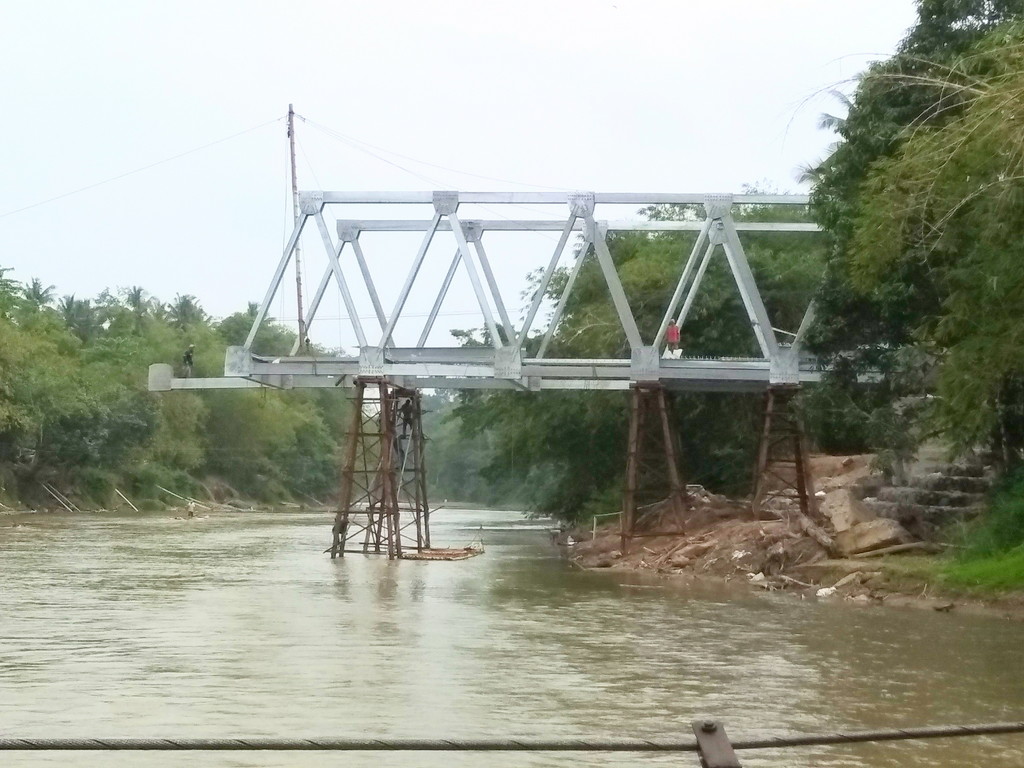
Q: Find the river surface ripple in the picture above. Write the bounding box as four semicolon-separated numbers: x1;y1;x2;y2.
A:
1;508;1023;767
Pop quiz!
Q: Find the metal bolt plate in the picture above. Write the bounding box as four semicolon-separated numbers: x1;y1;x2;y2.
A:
433;190;459;215
692;720;741;768
299;191;324;214
568;191;596;217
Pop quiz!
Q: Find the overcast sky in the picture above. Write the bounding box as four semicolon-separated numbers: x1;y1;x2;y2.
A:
0;0;919;350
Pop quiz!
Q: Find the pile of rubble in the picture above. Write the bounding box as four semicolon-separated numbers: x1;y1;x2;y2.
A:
571;455;991;595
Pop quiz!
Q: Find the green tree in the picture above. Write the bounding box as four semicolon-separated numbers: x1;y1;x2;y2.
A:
850;20;1024;462
22;278;55;310
803;0;1024;464
166;293;207;332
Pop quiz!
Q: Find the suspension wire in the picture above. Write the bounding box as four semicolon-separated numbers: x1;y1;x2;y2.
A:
296;135;323;192
296;115;567;191
0;116;286;220
2;720;1022;751
301;116;564;245
301;120;447;188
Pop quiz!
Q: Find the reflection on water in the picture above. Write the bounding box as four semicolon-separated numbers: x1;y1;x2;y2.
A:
1;508;1023;767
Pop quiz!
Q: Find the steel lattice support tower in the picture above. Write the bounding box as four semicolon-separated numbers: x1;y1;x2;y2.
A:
621;383;687;553
751;385;817;520
330;378;430;560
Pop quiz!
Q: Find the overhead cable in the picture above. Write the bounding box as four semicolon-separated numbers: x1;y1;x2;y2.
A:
0;116;285;221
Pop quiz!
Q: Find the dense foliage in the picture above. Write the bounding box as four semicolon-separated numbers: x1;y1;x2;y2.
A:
0;274;347;508
849;21;1024;461
807;0;1024;466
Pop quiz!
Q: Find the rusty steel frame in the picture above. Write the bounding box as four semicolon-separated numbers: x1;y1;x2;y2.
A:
751;385;817;520
330;378;430;560
621;383;687;553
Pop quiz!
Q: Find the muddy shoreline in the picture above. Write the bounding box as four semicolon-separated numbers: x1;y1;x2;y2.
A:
566;454;1024;621
570;534;1024;620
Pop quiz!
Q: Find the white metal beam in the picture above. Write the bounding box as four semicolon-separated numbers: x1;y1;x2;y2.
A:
536;238;591;359
654;217;713;348
719;216;780;360
313;191;809;205
417;249;462;347
586;216;643;350
516;213;578;349
334;219;819;233
377;210;443;350
448;210;503;349
243;215;309;349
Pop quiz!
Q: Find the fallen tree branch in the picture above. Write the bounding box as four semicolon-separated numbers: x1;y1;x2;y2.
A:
852;542;945;558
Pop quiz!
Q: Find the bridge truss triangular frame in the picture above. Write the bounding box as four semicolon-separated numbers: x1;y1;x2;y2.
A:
197;190;821;395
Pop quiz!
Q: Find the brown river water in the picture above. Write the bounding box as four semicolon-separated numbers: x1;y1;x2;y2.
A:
1;508;1023;767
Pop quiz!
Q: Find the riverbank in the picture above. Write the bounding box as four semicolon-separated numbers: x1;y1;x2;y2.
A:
572;524;1024;620
568;455;1024;620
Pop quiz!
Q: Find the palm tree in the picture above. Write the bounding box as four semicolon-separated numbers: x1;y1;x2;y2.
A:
166;294;207;331
22;278;55;309
58;294;76;326
58;295;100;342
797;90;853;185
123;285;149;333
0;267;18;318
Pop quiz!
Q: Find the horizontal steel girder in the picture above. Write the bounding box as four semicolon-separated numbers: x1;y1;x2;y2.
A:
149;364;822;393
336;219;820;233
311;191;809;205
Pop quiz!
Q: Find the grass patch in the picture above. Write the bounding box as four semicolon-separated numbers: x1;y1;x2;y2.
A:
874;554;945;581
944;546;1024;589
940;470;1024;590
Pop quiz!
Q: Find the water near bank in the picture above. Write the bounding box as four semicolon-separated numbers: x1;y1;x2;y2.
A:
1;508;1022;767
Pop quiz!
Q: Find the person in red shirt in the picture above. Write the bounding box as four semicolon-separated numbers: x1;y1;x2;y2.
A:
666;319;681;354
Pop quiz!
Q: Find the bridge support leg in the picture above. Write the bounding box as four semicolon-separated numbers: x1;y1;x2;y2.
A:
330;378;430;560
621;383;687;554
751;385;817;520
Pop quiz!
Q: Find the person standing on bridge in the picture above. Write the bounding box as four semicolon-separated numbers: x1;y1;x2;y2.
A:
182;344;195;378
666;319;681;355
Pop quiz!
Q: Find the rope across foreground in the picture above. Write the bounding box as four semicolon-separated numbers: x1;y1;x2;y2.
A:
2;720;1023;751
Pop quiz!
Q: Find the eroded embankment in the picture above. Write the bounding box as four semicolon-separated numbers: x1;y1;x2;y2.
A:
569;456;1024;620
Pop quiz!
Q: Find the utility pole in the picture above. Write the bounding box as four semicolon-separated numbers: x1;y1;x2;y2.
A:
288;104;306;352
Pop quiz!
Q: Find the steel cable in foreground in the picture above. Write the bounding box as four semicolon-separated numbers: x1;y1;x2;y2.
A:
1;720;1023;754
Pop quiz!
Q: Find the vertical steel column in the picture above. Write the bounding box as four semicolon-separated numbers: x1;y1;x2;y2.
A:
751;385;818;520
330;378;431;559
392;385;430;554
331;379;366;559
621;386;643;554
656;387;686;517
412;391;431;550
621;383;687;553
377;381;400;559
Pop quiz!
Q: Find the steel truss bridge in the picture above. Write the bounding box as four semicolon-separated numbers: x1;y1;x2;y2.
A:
148;190;822;394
